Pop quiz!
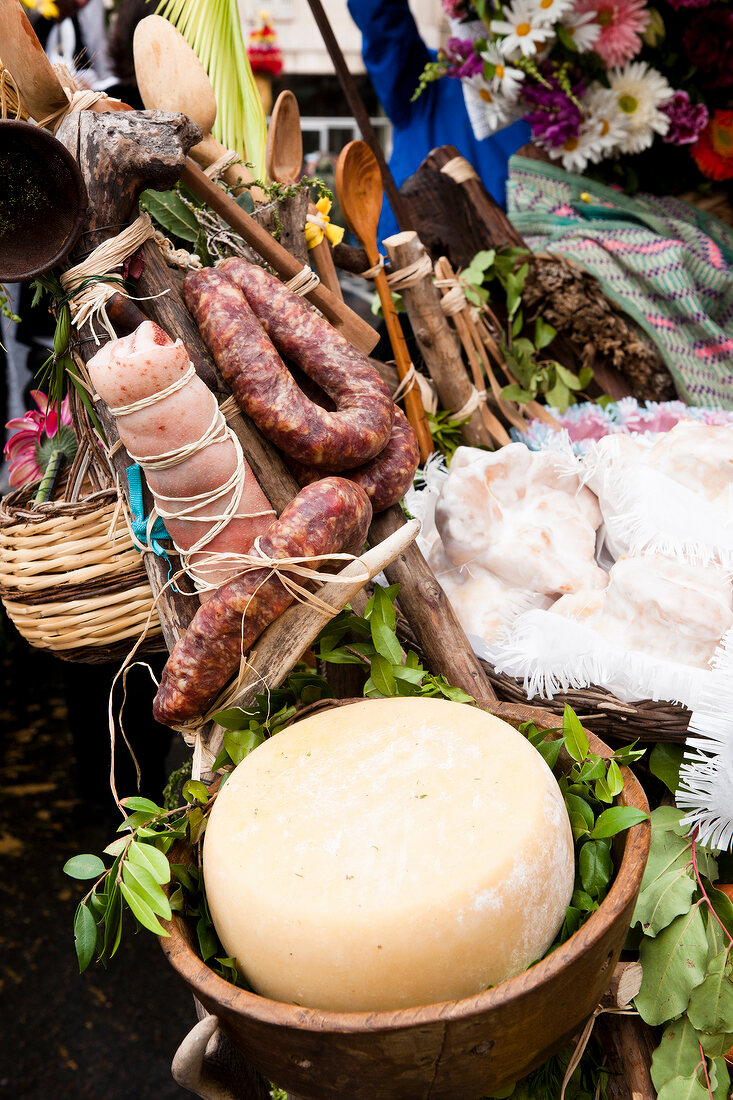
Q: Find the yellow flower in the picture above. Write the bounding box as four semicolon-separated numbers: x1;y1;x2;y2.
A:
21;0;60;15
305;197;345;250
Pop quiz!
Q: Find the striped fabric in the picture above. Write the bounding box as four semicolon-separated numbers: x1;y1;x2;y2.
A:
506;155;733;408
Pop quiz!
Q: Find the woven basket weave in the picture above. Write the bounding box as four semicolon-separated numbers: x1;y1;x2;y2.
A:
482;663;690;745
0;391;165;663
0;482;165;663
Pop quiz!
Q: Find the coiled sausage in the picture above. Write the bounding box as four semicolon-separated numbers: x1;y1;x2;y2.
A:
184;263;394;470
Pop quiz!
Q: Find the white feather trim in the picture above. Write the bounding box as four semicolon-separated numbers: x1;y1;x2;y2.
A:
677;628;733;851
475;608;711;709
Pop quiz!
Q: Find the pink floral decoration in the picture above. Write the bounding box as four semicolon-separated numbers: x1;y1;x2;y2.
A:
572;0;649;67
4;391;73;489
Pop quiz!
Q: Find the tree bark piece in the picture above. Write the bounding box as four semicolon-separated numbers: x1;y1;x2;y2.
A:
383;231;495;448
597;1013;658;1100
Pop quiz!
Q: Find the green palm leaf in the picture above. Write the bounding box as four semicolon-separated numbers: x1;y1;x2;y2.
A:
156;0;267;179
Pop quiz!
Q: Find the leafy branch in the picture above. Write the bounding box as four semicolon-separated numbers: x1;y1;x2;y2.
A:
628;748;733;1100
521;706;647;948
457;248;597;413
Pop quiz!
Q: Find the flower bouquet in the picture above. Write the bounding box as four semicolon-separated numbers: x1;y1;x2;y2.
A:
423;0;733;190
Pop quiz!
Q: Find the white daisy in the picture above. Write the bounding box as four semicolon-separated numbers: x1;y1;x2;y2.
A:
480;42;526;103
463;74;515;131
530;0;575;25
560;9;601;52
608;61;672;154
546;124;604;173
582;84;631;160
491;0;555;58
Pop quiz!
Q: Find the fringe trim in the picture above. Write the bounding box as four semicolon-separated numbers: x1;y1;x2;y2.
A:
677;627;733;851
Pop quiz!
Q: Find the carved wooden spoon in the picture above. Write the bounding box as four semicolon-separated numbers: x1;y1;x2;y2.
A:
133;15;265;201
336;140;433;461
267;89;343;298
0;0;129;122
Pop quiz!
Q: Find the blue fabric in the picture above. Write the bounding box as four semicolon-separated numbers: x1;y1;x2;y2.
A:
126;464;172;565
347;0;531;243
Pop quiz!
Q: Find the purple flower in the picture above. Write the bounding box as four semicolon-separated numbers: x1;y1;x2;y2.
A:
665;0;712;9
660;91;709;145
445;37;483;79
522;74;585;149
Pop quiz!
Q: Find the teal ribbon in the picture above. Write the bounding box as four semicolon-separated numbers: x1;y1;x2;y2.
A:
126;464;172;566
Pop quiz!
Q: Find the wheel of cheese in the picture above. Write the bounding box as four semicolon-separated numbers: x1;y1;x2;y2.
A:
203;697;574;1012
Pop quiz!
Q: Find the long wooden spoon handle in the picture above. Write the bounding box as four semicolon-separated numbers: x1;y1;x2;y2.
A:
182;159;378;354
308;202;343;298
374;269;433;462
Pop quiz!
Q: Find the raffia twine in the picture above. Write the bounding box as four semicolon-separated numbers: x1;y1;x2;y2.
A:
0;64;24;120
59;212;158;341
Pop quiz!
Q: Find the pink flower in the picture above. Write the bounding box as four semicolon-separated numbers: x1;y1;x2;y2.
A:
572;0;649;67
4;391;75;488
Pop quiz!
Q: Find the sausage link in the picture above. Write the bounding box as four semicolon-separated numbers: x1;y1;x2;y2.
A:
288;408;420;513
153;478;372;726
184;265;394;470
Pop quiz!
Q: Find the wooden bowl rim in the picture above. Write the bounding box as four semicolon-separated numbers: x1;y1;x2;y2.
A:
161;701;650;1034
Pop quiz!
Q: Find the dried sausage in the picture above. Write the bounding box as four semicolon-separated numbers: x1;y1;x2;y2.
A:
183;264;394;470
153;478;372;726
288;408;420;513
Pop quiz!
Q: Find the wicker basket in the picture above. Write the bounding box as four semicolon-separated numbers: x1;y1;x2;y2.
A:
483;663;691;745
0;482;165;663
0;399;165;664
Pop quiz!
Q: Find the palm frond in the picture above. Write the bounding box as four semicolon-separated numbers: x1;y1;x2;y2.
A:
157;0;267;179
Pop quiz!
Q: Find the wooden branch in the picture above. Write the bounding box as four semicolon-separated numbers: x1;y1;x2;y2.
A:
383;231;494;449
304;0;414;233
602;961;643;1009
597;1013;658;1100
423;145;525;249
369;507;497;702
180;161;378;355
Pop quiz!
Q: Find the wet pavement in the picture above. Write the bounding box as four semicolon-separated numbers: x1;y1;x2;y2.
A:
0;624;195;1099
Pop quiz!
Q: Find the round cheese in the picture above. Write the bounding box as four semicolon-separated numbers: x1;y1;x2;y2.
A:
203;697;574;1012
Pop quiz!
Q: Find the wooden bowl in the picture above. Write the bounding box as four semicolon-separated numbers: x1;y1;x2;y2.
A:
0;119;87;281
161;699;650;1100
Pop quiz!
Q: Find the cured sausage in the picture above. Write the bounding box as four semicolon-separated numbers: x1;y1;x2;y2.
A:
183;264;394;470
153;478;372;726
288;407;420;513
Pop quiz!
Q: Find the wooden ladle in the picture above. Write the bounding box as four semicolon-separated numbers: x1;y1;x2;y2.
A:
266;90;343;298
0;0;129;122
336;140;433;461
133;15;266;202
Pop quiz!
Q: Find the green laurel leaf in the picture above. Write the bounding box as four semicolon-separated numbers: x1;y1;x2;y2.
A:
636;905;708;1025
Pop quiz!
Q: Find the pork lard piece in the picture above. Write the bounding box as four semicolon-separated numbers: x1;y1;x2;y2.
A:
435;444;606;597
551;554;733;669
87;321;274;590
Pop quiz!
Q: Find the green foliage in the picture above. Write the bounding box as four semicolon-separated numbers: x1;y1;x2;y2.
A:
631;806;733;1098
410;56;451;101
485;1036;610;1099
520;709;647;953
425;408;469;461
139;188;201;242
315;583;473;704
457;246;598;412
650;742;686;795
